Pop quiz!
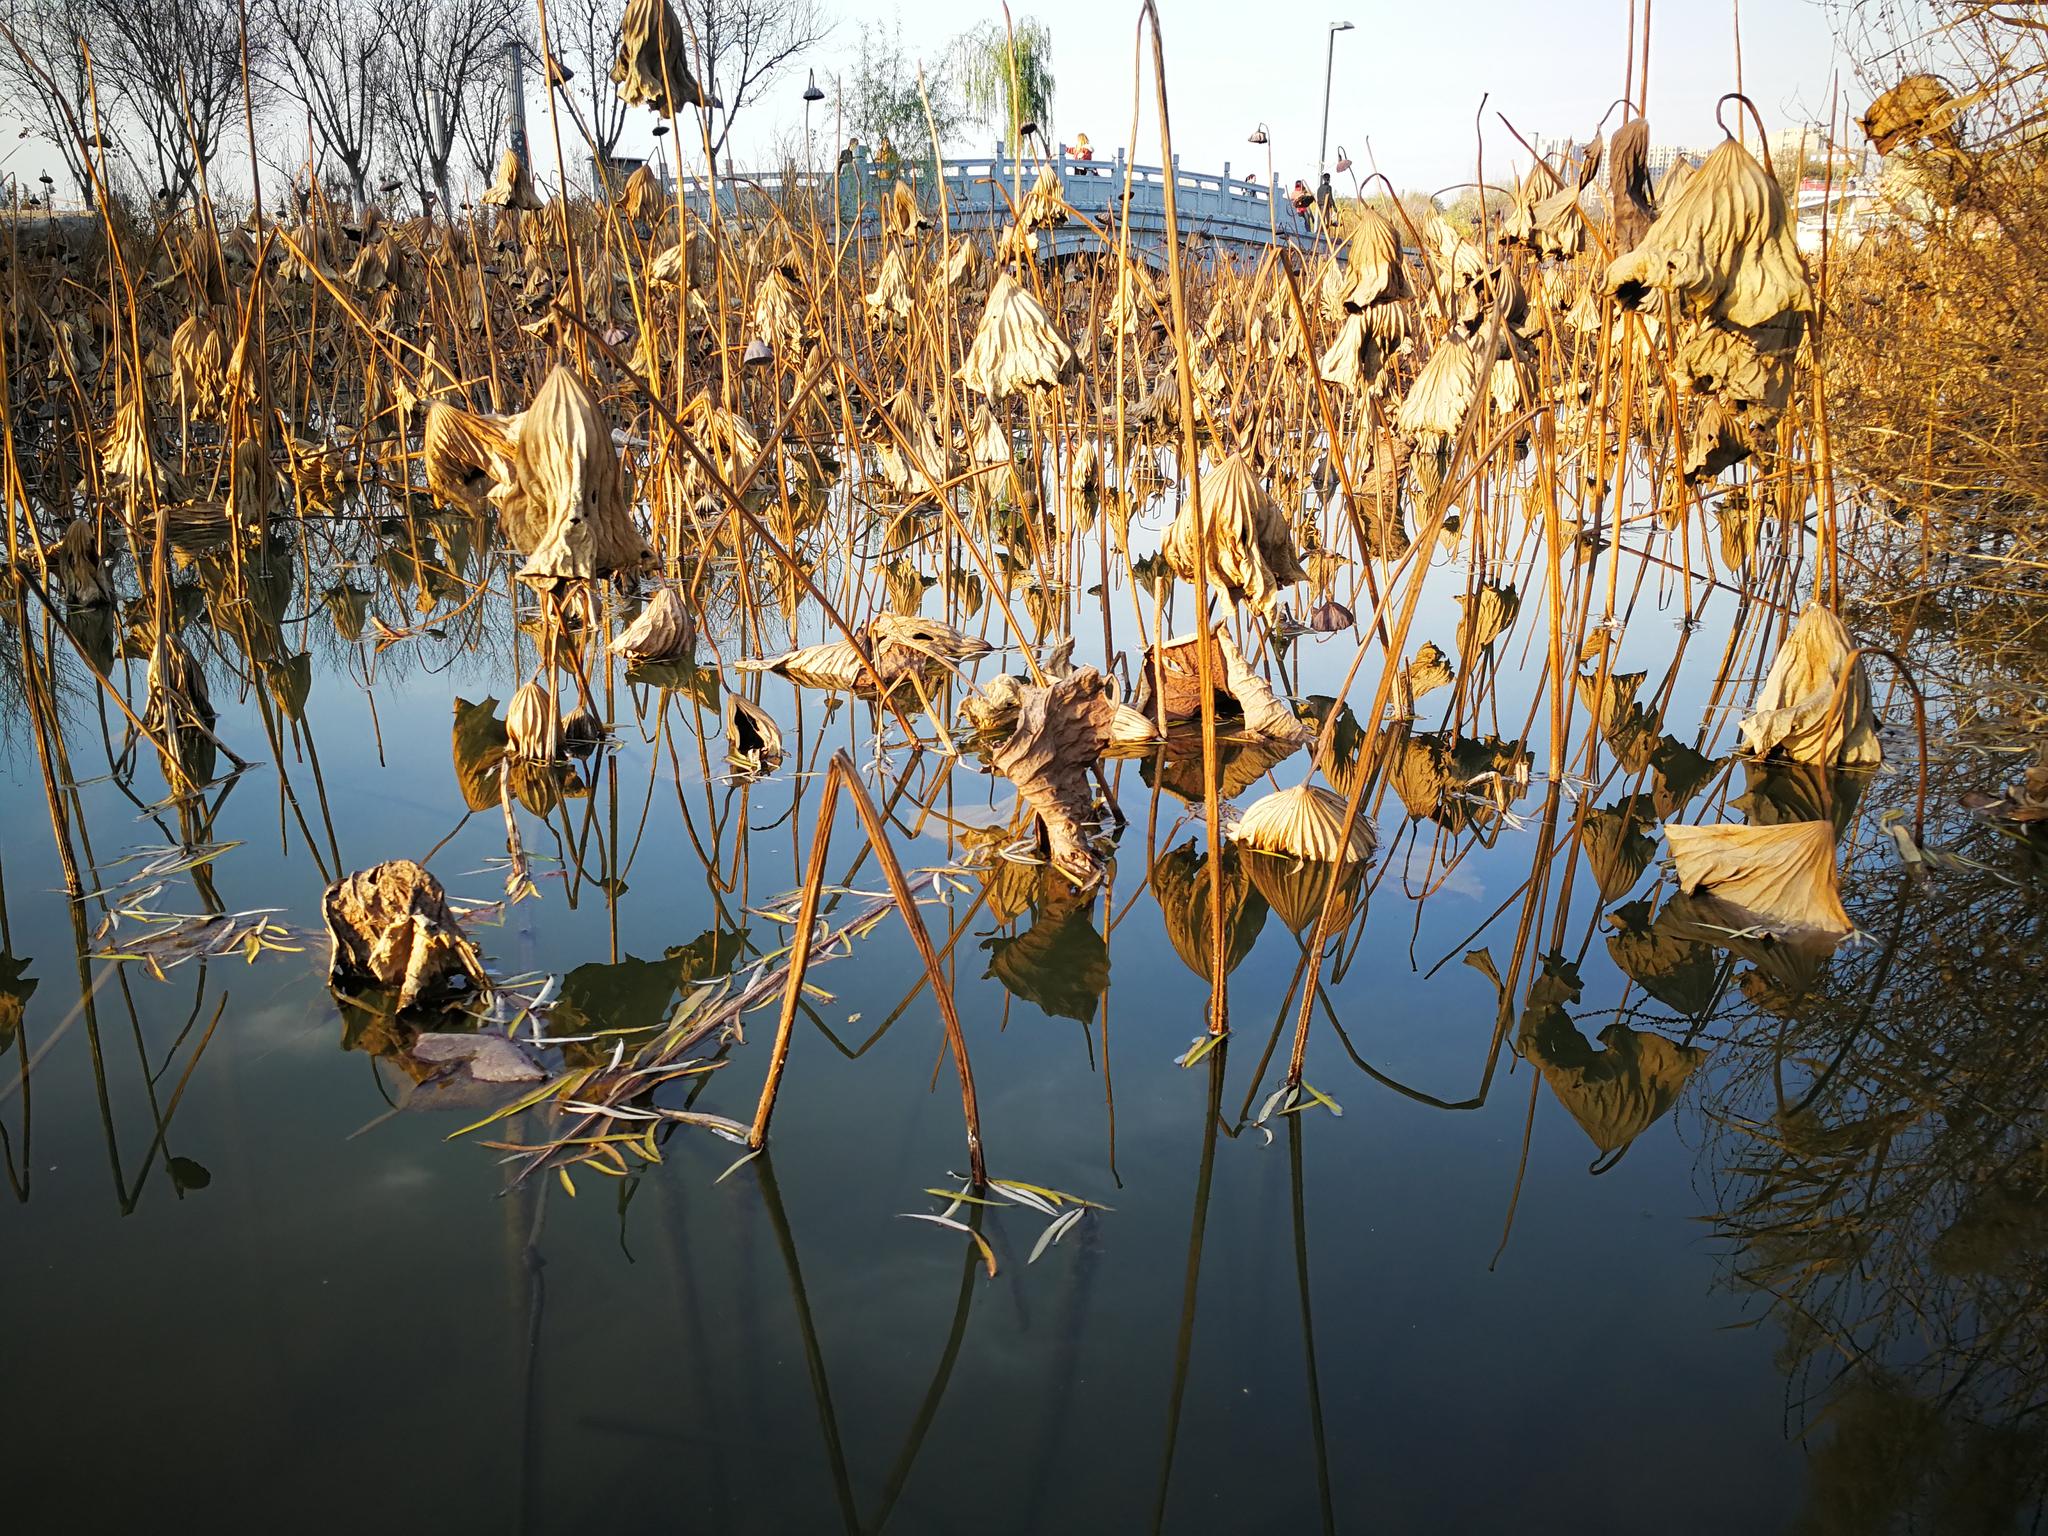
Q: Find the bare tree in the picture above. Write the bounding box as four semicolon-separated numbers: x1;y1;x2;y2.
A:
85;0;268;203
256;0;393;206
680;0;828;164
0;0;101;205
379;0;521;215
547;0;628;183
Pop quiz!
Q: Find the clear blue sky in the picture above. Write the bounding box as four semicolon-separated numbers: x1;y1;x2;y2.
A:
1;0;1849;200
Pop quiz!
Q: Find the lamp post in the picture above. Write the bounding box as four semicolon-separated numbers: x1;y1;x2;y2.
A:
1249;122;1273;240
1318;21;1354;178
802;69;824;178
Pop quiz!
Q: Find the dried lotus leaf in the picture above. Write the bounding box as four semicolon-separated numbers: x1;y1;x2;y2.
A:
324;860;486;1010
1395;339;1480;452
481;149;543;210
610;586;695;663
508;366;650;586
987;667;1117;888
505;678;563;761
1861;74;1959;156
611;0;718;114
1738;602;1883;769
1233;782;1375;865
1455;581;1520;653
1150;840;1267;980
1663;819;1853;937
1159;453;1307;618
1605;136;1813;330
959;273;1079;398
725;694;782;775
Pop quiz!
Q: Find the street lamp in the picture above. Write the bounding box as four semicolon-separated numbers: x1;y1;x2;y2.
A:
1319;21;1354;179
802;68;824;174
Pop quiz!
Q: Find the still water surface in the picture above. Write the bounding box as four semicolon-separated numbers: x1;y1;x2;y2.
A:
1;516;2036;1534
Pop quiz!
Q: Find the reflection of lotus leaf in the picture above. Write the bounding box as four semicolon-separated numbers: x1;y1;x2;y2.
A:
452;696;511;810
1151;839;1269;980
1656;889;1836;1012
1516;953;1708;1159
265;651;313;721
322;584;373;642
1735;759;1865;837
983;886;1108;1022
1143;730;1300;805
1605;898;1721;1015
1455;581;1520;652
0;951;38;1052
626;656;721;708
1245;852;1364;934
1582;800;1657;901
1650;735;1720;818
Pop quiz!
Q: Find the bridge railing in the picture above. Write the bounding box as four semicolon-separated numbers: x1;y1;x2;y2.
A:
661;146;1303;252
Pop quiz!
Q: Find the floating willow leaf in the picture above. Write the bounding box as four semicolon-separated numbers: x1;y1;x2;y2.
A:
323;860;487;1011
1738;602;1884;769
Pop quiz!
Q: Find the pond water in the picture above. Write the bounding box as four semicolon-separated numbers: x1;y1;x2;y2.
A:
1;496;2040;1534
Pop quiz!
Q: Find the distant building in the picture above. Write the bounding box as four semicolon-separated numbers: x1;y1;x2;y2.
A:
1530;134;1701;186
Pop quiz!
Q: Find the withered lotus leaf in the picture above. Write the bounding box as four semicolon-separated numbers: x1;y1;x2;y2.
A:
323;860;487;1011
1605;136;1813;329
1861;74;1959;156
424;401;521;525
864;246;915;320
611;0;718;114
481;149;544;210
1739;602;1883;768
610;586;696;664
1663;819;1854;937
1456;580;1521;652
1233;783;1375;864
509;366;651;586
959;273;1078;398
987;667;1118;888
1395;338;1480;453
1160;453;1307;617
1609;117;1657;252
725;694;783;775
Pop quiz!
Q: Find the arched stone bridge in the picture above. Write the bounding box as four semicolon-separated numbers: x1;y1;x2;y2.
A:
675;147;1318;264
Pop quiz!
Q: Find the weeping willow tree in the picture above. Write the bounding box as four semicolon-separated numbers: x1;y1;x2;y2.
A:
954;15;1054;157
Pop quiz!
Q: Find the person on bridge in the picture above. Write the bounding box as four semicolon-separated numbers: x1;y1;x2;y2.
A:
1317;172;1336;228
1074;132;1097;173
874;136;901;184
1291;179;1314;222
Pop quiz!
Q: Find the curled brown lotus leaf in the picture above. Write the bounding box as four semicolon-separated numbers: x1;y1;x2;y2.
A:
170;311;225;422
611;0;718;113
1455;580;1520;652
1738;601;1883;768
882;179;929;238
752;265;808;357
1246;849;1363;935
1018;165;1068;230
51;518;112;607
940;236;980;291
1233;782;1375;865
1135;627;1306;745
960;273;1079;398
510;366;651;587
226;436;287;525
1583;800;1657;901
1395;337;1480;453
323;859;487;1011
873;386;955;496
1160;453;1307;616
1664;819;1853;937
102;395;181;500
725;694;783;775
1575;666;1646;736
1531;181;1590;260
424;400;522;525
1716;491;1761;569
1609;117;1657;252
864;245;915;321
1317;312;1387;398
617;162;665;220
987;667;1117;888
1861;74;1960;156
1524;1010;1707;1161
610;586;696;664
1605;136;1813;330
